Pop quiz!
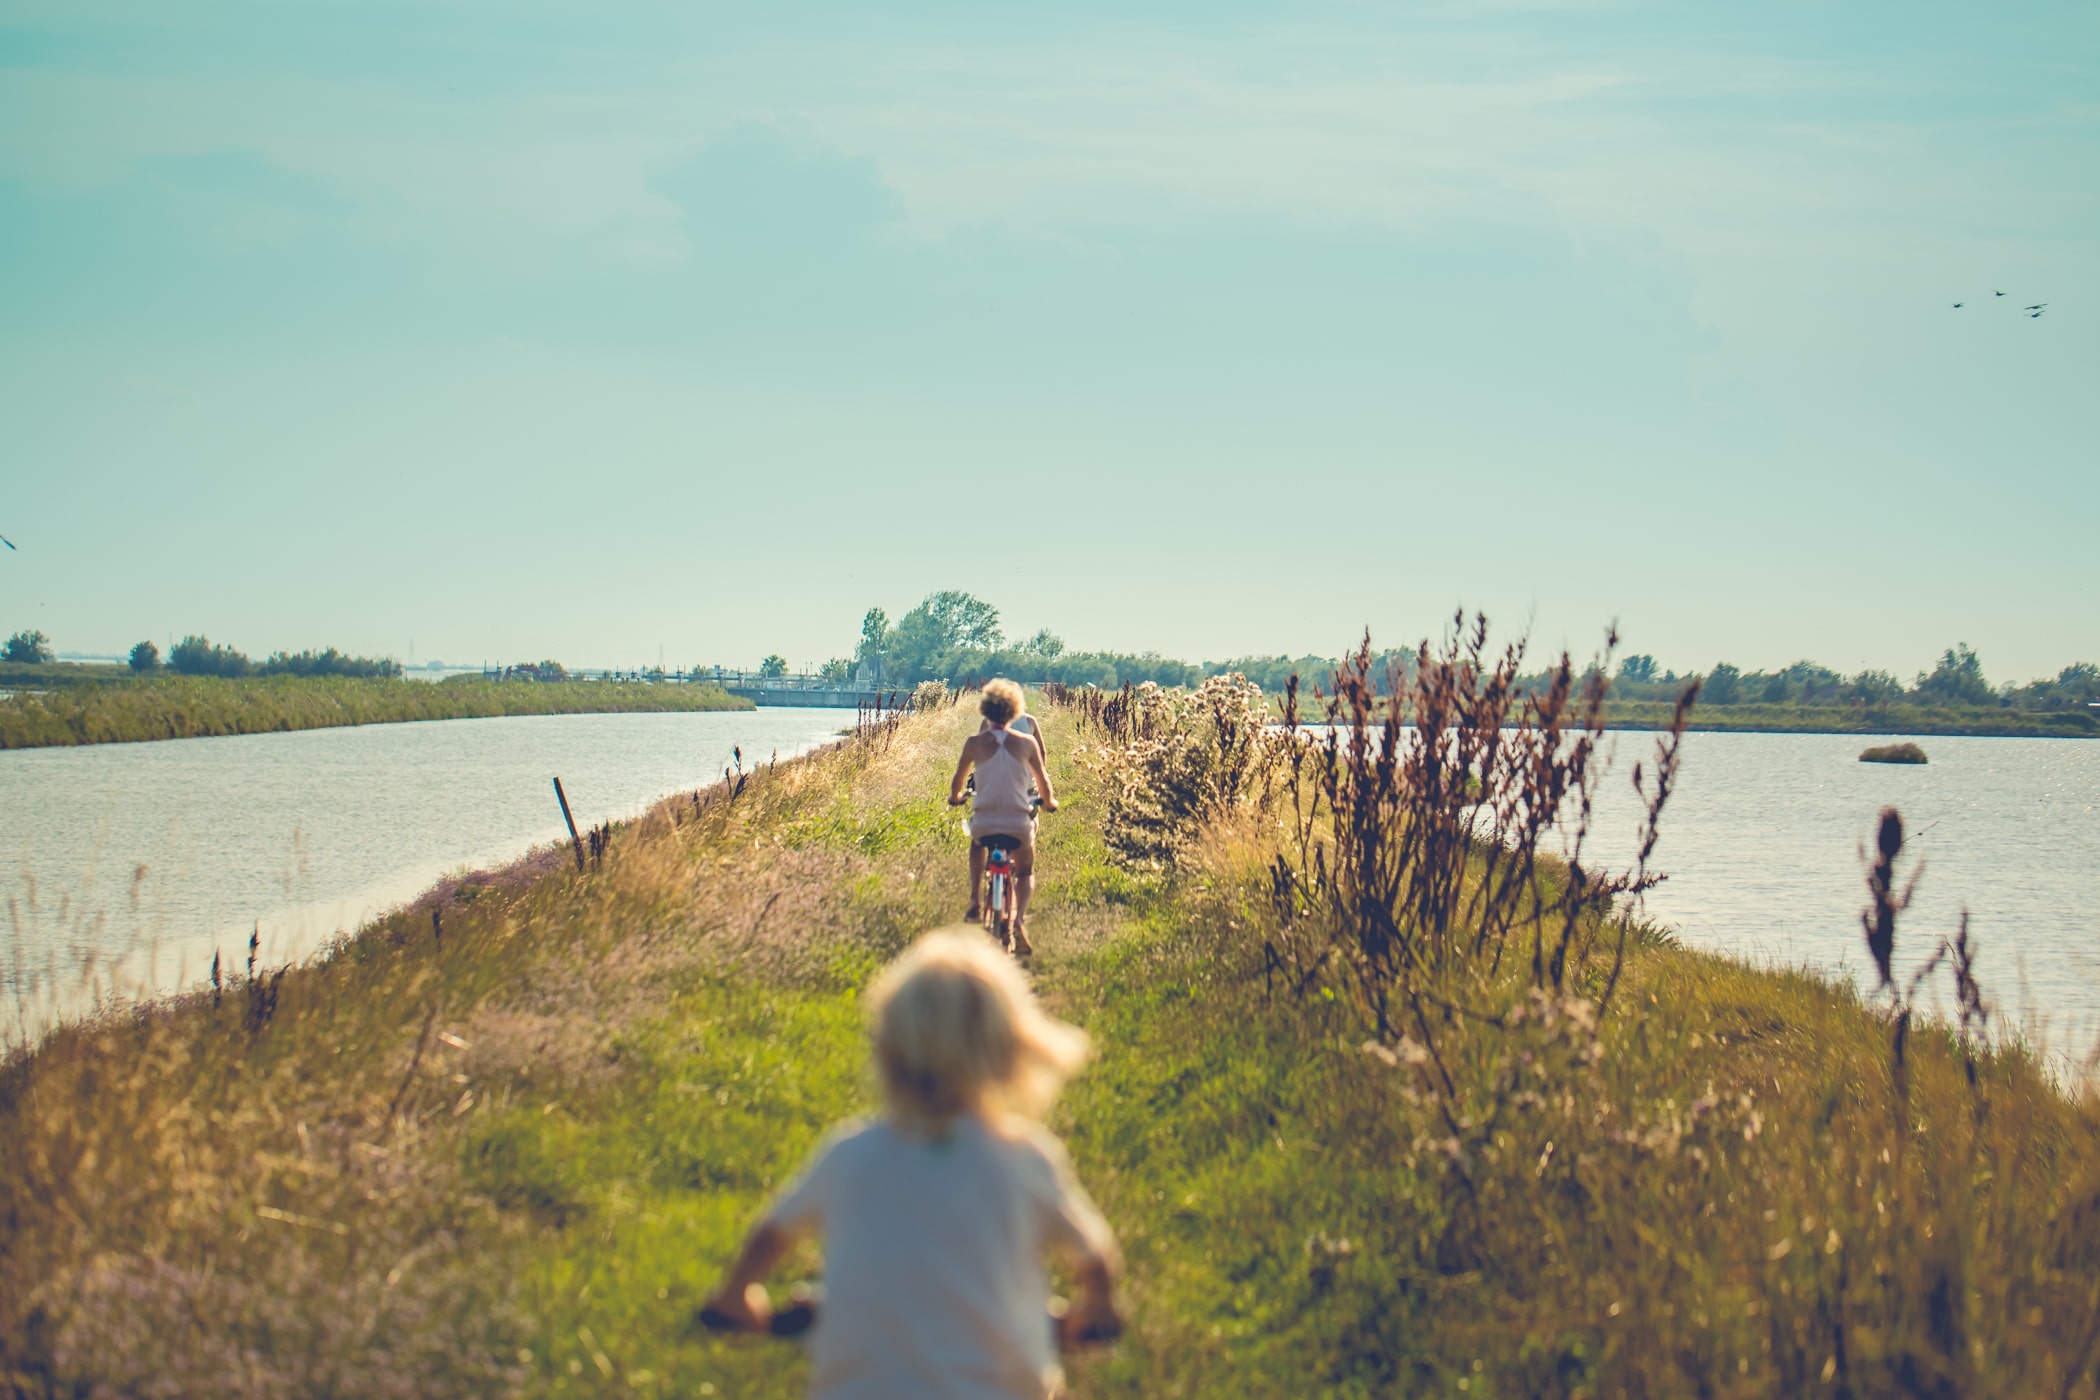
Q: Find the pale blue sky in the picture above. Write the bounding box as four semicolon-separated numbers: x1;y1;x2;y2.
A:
2;0;2093;680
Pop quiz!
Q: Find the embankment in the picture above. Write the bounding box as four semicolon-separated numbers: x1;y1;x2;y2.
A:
3;701;2094;1396
0;675;753;750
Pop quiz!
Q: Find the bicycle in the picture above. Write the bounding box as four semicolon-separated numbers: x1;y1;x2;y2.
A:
951;787;1044;956
699;1282;1123;1349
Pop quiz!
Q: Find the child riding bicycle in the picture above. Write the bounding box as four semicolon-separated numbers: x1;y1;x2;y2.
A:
701;929;1123;1398
950;679;1057;956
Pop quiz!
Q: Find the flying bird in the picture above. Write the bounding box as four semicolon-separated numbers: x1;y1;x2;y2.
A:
2024;303;2047;311
0;535;14;550
1995;290;2006;297
1952;302;1963;308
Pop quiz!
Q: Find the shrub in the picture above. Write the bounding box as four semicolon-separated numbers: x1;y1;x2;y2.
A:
1860;741;1928;764
169;634;251;677
127;640;160;672
4;629;53;664
259;648;401;679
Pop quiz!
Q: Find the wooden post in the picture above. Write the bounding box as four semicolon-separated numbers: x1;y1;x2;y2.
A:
553;777;585;872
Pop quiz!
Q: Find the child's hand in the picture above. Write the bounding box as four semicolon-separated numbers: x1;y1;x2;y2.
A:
699;1282;774;1334
1056;1297;1123;1349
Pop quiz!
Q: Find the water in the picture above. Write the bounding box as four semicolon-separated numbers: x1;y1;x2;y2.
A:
2;709;857;1040
6;721;2096;1060
1584;732;2098;1054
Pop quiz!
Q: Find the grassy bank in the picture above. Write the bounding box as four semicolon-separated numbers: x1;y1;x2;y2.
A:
4;700;2095;1397
0;675;753;749
1596;698;2097;738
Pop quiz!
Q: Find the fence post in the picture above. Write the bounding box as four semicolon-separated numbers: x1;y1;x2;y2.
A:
553;777;586;873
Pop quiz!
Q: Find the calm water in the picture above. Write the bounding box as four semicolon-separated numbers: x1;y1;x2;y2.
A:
5;721;2095;1057
1585;732;2098;1052
3;709;857;1040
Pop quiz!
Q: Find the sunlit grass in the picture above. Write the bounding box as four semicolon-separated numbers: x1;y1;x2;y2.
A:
0;675;752;749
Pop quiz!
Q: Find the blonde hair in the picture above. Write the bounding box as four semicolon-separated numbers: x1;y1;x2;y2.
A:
979;679;1024;726
869;929;1089;1132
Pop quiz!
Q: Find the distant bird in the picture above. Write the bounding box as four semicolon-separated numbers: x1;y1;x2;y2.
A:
2024;303;2047;311
1952;302;1964;308
0;535;13;550
1995;290;2006;297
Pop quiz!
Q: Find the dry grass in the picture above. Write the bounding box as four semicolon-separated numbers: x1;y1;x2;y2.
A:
6;662;2097;1398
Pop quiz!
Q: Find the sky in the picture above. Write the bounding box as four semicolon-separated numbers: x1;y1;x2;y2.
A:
1;0;2094;682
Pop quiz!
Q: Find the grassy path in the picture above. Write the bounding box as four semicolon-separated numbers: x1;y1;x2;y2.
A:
4;700;2096;1397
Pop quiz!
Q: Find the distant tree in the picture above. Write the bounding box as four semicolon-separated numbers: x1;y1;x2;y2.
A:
1703;663;1741;705
1022;628;1067;660
759;654;789;679
260;648;401;679
820;657;853;683
169;634;251;677
1914;643;1993;706
128;640;161;672
1847;669;1903;706
2051;661;2100;705
1760;672;1791;704
856;608;889;665
1618;654;1659;684
884;590;1004;681
4;629;53;664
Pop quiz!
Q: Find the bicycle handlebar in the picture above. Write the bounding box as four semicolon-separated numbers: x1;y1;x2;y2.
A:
698;1290;1120;1349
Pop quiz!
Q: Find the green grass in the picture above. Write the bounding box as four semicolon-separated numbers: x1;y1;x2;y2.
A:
0;674;753;749
1592;698;2096;738
4;703;2096;1397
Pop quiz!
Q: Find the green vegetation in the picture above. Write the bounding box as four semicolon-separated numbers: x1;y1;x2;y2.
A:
0;675;751;750
821;594;2098;737
4;629;53;664
1860;743;1929;764
5;688;2095;1396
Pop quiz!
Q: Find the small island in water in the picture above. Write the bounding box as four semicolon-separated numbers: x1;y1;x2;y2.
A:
1860;741;1929;764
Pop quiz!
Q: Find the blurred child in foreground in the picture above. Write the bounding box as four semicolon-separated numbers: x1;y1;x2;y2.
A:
703;929;1122;1399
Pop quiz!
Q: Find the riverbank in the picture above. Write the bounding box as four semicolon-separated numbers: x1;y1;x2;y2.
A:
3;702;2094;1395
0;675;753;749
1599;698;2097;738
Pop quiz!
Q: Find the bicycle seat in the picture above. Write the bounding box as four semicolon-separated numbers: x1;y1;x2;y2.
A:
975;833;1023;854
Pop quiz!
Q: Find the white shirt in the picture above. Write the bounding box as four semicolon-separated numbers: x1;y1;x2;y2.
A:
764;1115;1115;1400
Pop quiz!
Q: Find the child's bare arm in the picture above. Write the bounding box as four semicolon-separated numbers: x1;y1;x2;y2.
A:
703;1221;795;1330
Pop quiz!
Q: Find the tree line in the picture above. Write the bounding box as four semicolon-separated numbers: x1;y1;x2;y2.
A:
770;594;2097;713
3;630;401;680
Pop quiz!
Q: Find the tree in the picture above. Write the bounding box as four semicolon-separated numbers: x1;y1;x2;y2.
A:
759;654;789;679
885;589;1004;681
4;629;53;664
129;640;161;672
1760;672;1791;704
1703;663;1741;705
169;634;251;677
1617;654;1658;684
1914;643;1992;706
1848;669;1903;706
856;608;889;666
1022;628;1067;659
820;657;853;683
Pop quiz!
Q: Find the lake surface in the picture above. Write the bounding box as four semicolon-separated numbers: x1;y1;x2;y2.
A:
3;709;858;1042
1583;732;2097;1055
6;720;2095;1060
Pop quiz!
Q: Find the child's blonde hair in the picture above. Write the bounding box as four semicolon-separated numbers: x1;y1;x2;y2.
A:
979;679;1025;726
869;929;1088;1132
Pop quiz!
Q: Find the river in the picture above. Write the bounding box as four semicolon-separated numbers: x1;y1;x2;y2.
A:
5;719;2095;1060
3;708;858;1044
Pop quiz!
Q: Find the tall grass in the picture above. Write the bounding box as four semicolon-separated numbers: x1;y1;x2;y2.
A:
0;676;752;750
1051;620;2100;1396
5;674;2096;1396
